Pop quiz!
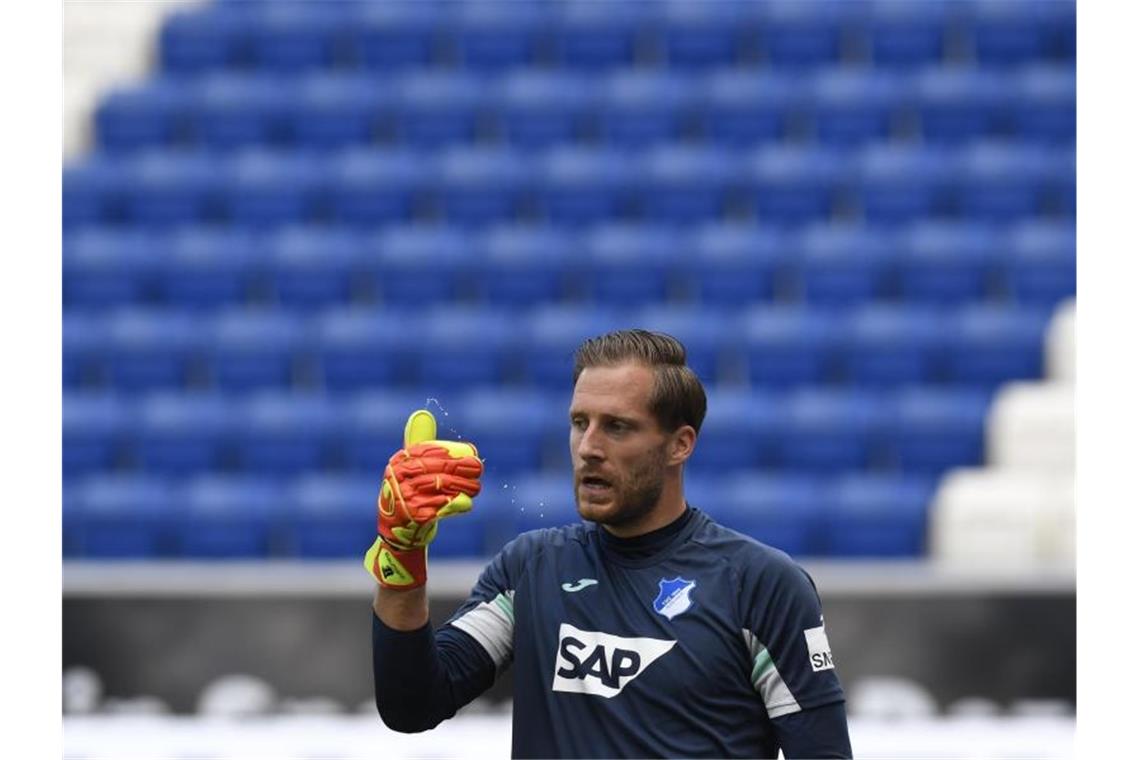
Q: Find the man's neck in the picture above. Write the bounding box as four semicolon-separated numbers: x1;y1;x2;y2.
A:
600;476;687;539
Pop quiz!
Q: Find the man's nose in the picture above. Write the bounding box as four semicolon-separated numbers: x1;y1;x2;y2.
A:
575;423;605;462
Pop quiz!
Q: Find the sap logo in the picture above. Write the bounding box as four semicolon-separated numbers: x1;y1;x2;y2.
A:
804;625;835;673
811;651;834;670
551;623;675;699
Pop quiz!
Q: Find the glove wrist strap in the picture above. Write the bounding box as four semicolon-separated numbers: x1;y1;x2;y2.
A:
365;537;427;590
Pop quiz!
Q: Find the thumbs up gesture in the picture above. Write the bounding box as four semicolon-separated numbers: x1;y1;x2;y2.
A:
365;410;484;589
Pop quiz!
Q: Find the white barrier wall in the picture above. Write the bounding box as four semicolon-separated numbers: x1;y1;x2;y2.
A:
63;0;203;159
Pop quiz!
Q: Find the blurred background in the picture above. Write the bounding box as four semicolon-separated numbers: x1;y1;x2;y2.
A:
62;0;1075;757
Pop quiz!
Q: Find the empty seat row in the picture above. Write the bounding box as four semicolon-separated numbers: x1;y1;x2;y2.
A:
63;221;1076;310
94;66;1075;152
62;470;939;559
63;303;1051;393
63;143;1076;228
63;385;991;479
158;1;1074;74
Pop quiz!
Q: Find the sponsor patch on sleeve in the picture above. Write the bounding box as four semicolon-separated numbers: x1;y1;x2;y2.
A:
803;625;835;672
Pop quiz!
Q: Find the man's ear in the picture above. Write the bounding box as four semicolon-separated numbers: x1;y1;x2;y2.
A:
668;425;697;466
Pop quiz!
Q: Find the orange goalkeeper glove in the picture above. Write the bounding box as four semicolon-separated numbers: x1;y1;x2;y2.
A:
364;409;483;590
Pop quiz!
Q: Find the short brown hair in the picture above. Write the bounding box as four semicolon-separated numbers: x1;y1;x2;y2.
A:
572;329;708;434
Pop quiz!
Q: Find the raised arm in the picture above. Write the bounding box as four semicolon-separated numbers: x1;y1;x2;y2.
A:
365;410;495;731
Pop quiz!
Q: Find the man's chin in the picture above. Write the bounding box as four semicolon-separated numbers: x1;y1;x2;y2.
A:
575;499;618;524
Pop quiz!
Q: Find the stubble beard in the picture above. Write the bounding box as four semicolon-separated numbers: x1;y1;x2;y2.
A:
575;445;668;530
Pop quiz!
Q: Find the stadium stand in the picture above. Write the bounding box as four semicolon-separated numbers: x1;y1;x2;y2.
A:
63;0;1075;563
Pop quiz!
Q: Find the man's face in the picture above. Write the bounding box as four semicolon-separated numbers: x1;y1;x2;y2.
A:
569;362;672;530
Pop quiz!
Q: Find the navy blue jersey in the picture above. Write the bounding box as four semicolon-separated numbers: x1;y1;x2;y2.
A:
373;507;849;758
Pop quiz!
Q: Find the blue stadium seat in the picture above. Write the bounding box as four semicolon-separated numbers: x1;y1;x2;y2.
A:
105;310;207;391
235;392;343;474
433;147;530;226
289;73;390;148
371;226;473;306
884;387;990;473
64;394;134;476
853;144;955;224
64;228;159;308
913;67;1012;145
493;71;593;148
821;475;935;557
391;72;486;147
656;0;749;69
179;476;283;557
698;70;800;147
955;143;1074;221
264;226;365;309
806;69;910;146
347;1;439;71
158;6;252;74
63;484;83;556
534;147;636;226
446;2;547;71
688;389;786;473
489;473;577;548
220;150;326;227
69;476;176;558
187;74;292;150
712;474;827;556
134;393;236;475
472;226;575;306
794;224;898;306
94;79;192;152
637;145;743;224
339;391;439;472
63;312;109;389
777;389;890;473
681;224;787;306
63;155;127;227
861;0;950;68
741;306;841;387
999;221;1076;306
456;390;564;476
753;0;851;68
416;309;518;388
896;222;1000;304
579;224;685;306
1010;66;1075;144
946;305;1051;388
744;146;850;225
630;307;735;386
283;475;380;558
966;0;1075;66
520;306;628;389
314;309;418;389
840;305;945;387
121;151;222;227
207;310;307;391
245;2;347;72
552;1;643;70
156;227;261;309
595;71;696;147
683;474;724;515
327;148;424;226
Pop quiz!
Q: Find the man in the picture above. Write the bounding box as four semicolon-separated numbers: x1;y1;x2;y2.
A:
366;329;852;758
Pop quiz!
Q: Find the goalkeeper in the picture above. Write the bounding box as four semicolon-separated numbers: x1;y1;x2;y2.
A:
368;330;852;759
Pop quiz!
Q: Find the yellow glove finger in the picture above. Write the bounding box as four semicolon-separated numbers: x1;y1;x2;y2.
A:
404;409;438;448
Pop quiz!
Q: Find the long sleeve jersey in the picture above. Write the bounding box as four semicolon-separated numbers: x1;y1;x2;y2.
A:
373;506;851;758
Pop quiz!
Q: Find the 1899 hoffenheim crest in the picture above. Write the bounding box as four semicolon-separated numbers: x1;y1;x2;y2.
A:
653;577;696;620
